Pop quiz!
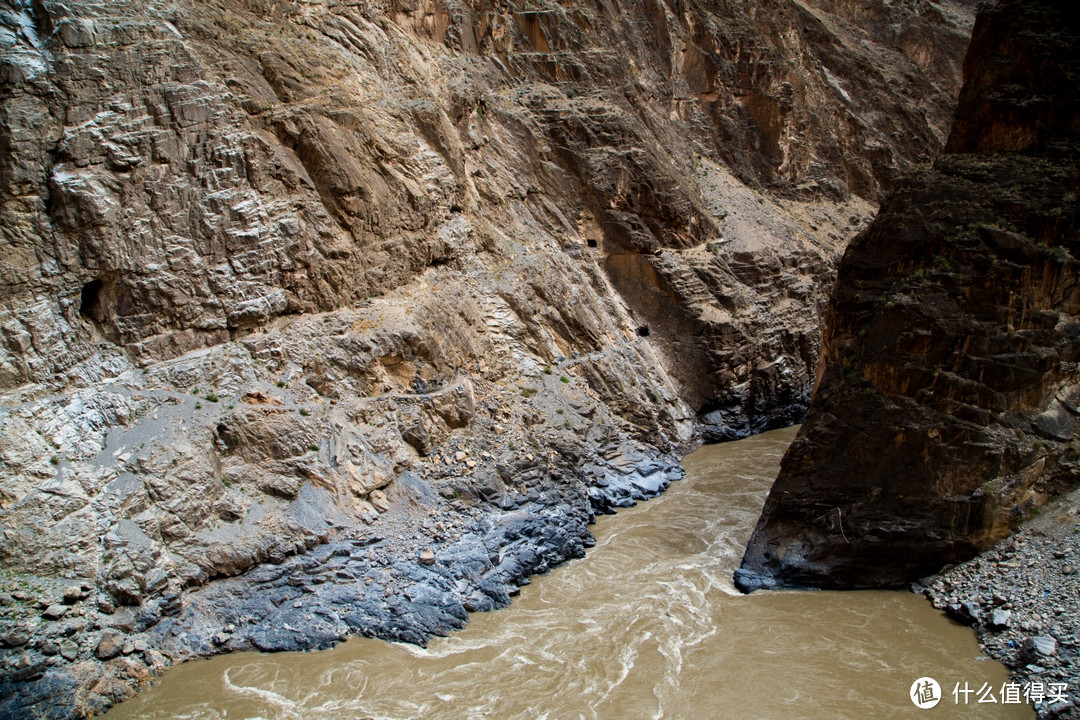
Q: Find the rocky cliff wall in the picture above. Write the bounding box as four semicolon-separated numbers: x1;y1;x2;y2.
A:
0;0;973;715
737;0;1080;591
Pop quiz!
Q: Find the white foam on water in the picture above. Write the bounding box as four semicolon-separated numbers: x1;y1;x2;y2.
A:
101;427;1030;720
221;667;302;718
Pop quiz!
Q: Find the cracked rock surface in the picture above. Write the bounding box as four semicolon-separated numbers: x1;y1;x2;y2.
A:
0;0;974;715
738;0;1080;593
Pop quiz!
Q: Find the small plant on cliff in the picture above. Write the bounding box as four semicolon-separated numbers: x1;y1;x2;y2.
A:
1047;244;1069;263
205;392;219;403
560;376;570;383
299;408;310;417
544;365;552;375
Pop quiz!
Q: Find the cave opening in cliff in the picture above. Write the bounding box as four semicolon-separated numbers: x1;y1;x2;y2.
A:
636;325;650;337
586;239;597;248
80;279;103;321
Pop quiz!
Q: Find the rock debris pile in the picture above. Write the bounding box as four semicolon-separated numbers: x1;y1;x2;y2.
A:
923;490;1080;719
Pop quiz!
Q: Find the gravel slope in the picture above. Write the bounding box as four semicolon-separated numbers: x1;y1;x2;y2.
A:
923;488;1080;719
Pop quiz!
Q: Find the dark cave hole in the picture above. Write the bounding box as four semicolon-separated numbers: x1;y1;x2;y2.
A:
636;325;650;337
586;239;598;248
80;279;103;320
216;423;240;450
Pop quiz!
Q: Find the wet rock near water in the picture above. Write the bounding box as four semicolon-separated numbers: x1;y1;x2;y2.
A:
0;0;976;716
738;0;1080;592
162;441;683;657
0;399;683;719
923;490;1080;719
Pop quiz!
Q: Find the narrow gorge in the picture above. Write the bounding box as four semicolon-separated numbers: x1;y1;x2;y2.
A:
4;0;1073;717
737;0;1080;595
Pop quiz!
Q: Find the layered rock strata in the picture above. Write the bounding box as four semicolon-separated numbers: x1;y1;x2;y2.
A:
0;0;974;715
738;0;1080;591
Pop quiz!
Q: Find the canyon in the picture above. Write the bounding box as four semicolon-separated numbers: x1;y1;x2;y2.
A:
738;0;1080;591
736;2;1080;713
8;0;1069;716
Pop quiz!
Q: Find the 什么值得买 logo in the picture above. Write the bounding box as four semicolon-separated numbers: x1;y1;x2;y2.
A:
910;677;941;709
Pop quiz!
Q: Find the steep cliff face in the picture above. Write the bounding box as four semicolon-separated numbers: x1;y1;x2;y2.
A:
0;0;974;715
737;0;1080;591
0;0;972;421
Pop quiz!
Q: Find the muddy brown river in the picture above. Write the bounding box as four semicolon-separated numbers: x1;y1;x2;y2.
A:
105;426;1032;719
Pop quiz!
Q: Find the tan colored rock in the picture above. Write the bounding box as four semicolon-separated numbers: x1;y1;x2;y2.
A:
241;392;282;406
369;490;390;514
430;380;477;430
353;500;377;524
0;0;978;712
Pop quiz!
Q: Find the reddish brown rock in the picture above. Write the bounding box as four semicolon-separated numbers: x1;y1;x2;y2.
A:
738;0;1080;591
0;0;978;716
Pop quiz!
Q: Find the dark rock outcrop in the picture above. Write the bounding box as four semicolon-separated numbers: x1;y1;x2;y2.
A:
737;0;1080;591
0;0;976;715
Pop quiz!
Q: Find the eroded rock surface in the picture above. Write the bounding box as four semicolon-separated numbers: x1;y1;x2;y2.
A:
738;0;1080;592
0;0;974;715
